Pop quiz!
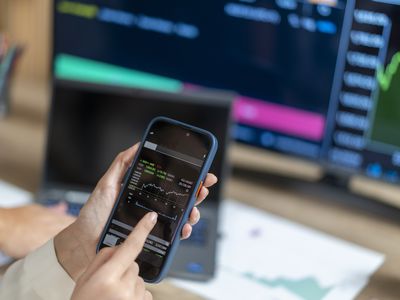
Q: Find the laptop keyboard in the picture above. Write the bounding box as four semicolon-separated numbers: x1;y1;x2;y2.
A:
67;202;84;216
43;199;84;216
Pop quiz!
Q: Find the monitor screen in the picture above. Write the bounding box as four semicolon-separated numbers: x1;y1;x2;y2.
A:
53;0;400;184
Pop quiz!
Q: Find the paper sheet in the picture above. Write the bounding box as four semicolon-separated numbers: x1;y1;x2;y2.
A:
0;180;33;266
172;199;385;300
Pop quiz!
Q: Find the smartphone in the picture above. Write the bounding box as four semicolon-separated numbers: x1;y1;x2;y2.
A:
97;116;218;283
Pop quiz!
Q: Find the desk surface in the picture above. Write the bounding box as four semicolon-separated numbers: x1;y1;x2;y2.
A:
0;80;399;299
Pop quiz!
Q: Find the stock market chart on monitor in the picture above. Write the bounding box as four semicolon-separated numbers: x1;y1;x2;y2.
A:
53;0;400;184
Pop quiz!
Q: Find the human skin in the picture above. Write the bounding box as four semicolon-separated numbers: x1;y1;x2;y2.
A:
0;203;75;258
54;144;218;281
71;212;158;300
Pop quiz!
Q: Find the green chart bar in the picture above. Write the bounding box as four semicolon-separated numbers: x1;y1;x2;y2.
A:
55;54;183;92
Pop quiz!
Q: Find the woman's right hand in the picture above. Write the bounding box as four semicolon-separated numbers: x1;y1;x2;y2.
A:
71;212;157;300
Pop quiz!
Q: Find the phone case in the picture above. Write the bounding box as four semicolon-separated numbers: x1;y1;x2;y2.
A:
96;116;218;283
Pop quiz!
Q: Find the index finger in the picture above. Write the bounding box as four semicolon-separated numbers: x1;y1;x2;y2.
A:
105;212;158;274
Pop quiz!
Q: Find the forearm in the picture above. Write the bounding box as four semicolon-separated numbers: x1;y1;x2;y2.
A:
54;222;91;281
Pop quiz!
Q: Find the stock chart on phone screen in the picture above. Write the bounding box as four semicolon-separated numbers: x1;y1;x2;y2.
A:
127;149;198;224
100;137;206;268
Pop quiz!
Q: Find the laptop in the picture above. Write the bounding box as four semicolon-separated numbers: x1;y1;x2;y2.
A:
37;79;232;281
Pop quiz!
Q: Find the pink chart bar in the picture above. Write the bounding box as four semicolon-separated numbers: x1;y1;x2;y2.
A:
233;96;325;142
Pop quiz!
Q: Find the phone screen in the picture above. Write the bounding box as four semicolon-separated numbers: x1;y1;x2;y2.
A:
98;119;212;280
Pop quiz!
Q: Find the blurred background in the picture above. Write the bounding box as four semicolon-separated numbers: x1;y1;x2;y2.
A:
0;0;51;81
0;0;51;190
1;0;400;299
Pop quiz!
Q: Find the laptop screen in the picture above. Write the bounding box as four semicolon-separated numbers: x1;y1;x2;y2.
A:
43;80;231;203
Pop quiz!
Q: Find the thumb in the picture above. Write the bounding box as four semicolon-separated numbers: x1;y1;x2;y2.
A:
99;143;139;187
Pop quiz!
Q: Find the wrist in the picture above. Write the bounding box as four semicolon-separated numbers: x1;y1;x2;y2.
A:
54;222;91;281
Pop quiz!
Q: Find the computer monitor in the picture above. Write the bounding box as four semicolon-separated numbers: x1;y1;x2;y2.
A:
52;0;400;185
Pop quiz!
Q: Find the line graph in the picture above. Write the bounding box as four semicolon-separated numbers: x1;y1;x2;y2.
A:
125;152;197;228
377;51;400;91
141;183;189;198
135;201;177;221
136;183;189;208
370;49;400;148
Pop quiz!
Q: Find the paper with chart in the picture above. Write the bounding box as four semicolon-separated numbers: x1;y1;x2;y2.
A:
172;200;385;300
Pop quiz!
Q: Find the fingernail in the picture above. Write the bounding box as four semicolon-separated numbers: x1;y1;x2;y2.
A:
196;213;201;223
185;226;192;239
148;212;158;224
193;207;200;221
213;174;218;183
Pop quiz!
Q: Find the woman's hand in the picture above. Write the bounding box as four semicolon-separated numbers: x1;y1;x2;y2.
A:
55;144;218;281
71;212;157;300
0;203;75;258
